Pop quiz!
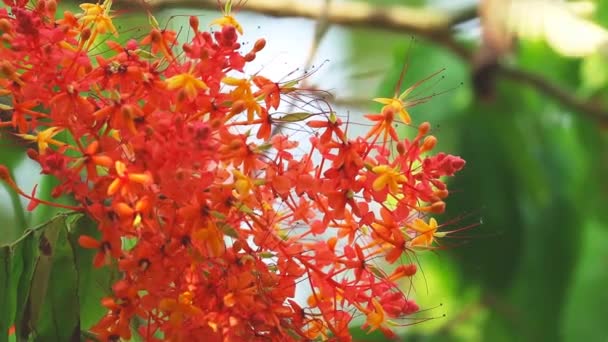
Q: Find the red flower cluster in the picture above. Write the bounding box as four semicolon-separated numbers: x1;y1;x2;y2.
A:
0;0;465;340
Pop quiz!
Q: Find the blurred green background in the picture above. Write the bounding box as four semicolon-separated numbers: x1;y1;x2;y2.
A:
1;0;607;341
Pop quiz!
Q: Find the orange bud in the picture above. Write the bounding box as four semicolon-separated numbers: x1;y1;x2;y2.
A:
434;189;449;199
396;142;406;155
0;61;15;77
418;121;431;136
80;28;91;42
78;235;101;249
230;100;246;115
46;0;57;15
0;19;12;33
253;38;266;52
189;16;199;32
113;202;135;218
421;135;437;152
244;52;256;62
26;148;39;160
429;201;445;214
0;165;11;181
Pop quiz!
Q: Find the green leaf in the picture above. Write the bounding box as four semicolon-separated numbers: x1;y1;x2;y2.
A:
0;246;11;342
561;221;608;341
11;229;38;342
68;215;115;331
32;221;80;341
219;222;239;239
0;128;28;243
11;213;103;341
275;112;314;123
19;215;66;340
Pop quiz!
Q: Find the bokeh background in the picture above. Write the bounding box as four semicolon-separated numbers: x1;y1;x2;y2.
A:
1;0;607;341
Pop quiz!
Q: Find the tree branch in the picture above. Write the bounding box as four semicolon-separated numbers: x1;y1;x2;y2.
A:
117;0;608;122
123;0;474;30
496;64;608;124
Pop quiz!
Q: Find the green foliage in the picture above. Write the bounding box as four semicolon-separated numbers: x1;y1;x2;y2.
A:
352;4;608;340
0;214;113;342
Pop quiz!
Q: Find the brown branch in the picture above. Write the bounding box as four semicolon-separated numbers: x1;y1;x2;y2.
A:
496;64;608;124
122;0;473;30
116;0;608;123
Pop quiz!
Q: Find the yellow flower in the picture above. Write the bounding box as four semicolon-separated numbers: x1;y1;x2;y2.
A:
232;169;253;198
159;291;202;327
372;165;406;193
193;221;226;257
79;0;117;36
373;68;445;124
210;1;243;34
17;126;64;154
408;217;445;247
365;299;387;333
166;72;208;100
373;97;411;124
210;15;243;34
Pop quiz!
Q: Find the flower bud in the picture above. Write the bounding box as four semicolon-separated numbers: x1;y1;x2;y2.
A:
80;28;91;42
396;142;406;155
418;121;431;136
0;19;12;34
46;0;57;16
421;135;437;152
189;16;199;32
253;38;266;52
27;148;39;160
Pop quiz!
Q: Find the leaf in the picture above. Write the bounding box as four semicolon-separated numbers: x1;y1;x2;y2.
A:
561;221;608;341
0;246;10;342
68;215;115;330
19;215;65;340
11;229;38;341
218;222;239;239
275;112;314;123
31;221;80;341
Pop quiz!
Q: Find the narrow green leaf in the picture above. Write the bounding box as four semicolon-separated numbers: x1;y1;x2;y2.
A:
0;247;11;342
275;112;314;123
219;222;239;239
12;229;38;342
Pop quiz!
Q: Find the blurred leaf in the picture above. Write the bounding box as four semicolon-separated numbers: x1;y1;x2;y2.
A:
0;129;26;170
0;129;28;244
561;220;608;341
440;67;583;341
580;52;608;92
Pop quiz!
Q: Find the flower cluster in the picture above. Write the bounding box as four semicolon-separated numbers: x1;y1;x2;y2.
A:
0;0;465;341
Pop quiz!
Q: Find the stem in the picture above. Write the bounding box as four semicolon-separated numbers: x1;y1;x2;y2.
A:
5;170;27;234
